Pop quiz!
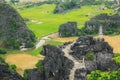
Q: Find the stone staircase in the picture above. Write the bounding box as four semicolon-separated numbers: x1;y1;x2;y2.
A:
62;41;86;80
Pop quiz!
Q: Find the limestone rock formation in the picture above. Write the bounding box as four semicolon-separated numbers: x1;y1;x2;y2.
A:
70;36;118;72
27;68;45;80
0;3;35;49
82;14;120;35
59;22;78;37
0;58;23;80
26;36;118;80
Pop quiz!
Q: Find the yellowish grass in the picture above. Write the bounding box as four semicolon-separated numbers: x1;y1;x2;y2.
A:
55;37;78;43
55;35;120;53
103;35;120;53
6;53;44;76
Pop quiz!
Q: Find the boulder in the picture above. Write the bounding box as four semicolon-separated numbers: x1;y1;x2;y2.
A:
59;22;78;37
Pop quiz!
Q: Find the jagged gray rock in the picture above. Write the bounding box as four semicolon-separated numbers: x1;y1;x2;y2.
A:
59;22;78;37
26;36;118;80
70;36;118;72
82;14;120;35
0;58;23;80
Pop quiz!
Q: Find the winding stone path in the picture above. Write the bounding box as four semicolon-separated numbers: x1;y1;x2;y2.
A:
62;41;85;80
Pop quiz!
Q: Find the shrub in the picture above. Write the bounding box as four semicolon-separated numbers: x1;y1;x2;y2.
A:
23;69;31;80
0;48;7;54
9;64;17;72
86;52;94;61
35;60;44;72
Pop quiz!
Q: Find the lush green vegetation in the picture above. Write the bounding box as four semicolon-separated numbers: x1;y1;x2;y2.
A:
0;48;7;54
16;4;113;38
35;60;44;72
113;53;120;65
9;64;17;72
87;69;120;80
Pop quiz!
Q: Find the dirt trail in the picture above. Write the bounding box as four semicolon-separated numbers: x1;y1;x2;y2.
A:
62;41;85;80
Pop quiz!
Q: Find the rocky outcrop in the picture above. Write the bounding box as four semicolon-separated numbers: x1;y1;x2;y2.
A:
41;45;74;80
70;36;118;72
81;14;120;35
59;22;78;37
0;3;35;49
54;1;80;13
27;68;45;80
27;45;73;80
0;58;23;80
26;36;118;80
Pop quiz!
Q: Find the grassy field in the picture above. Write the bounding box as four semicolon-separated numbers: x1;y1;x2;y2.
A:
17;4;113;38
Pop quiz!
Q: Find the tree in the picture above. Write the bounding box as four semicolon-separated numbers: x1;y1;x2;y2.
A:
10;0;19;4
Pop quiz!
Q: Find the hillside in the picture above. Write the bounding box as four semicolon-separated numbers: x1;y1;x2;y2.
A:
0;3;36;49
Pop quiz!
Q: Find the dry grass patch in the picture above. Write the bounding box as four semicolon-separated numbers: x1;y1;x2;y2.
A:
55;37;78;43
6;53;44;76
103;35;120;53
55;35;120;53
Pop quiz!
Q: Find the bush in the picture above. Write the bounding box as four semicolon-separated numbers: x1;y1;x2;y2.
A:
0;48;7;54
35;60;44;72
5;38;20;49
9;64;17;72
87;69;120;80
86;52;94;61
23;69;31;80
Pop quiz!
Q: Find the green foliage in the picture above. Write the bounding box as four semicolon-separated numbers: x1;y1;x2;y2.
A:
0;48;7;54
88;69;120;80
54;0;80;13
5;38;20;49
113;56;120;65
45;40;63;46
10;0;19;4
23;69;31;80
9;64;17;72
35;60;44;72
105;1;114;9
86;52;94;61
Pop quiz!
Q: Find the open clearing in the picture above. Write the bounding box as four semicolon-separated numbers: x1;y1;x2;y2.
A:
6;53;44;76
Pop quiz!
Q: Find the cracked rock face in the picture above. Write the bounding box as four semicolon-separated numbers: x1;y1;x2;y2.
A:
27;36;118;80
41;45;74;80
70;36;118;72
